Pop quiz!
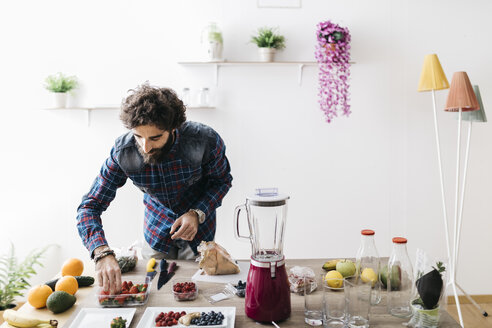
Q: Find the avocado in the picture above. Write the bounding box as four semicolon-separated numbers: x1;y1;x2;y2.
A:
46;291;76;314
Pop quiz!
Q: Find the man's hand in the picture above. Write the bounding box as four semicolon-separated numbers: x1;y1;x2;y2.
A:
94;247;121;295
170;211;199;241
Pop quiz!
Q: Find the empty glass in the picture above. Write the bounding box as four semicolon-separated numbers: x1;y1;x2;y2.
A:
345;280;371;328
323;277;346;328
304;274;323;326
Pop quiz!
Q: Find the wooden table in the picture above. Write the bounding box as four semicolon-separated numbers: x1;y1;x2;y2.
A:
5;259;460;327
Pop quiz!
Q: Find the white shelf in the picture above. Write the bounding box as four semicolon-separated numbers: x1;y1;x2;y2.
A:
187;106;216;109
178;60;356;85
43;106;119;126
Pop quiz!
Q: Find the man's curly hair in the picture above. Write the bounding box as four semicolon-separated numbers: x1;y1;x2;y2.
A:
120;84;186;131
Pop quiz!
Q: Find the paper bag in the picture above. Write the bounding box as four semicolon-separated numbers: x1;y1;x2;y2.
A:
198;241;240;275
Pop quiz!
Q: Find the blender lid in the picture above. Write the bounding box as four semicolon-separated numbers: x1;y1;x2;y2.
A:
247;188;289;206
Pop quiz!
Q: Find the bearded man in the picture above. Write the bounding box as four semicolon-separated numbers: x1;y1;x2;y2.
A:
76;84;232;294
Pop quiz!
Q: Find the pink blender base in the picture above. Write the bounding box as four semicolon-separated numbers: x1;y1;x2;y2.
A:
245;258;291;322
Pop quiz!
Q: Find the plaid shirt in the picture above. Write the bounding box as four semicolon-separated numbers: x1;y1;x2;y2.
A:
76;121;232;255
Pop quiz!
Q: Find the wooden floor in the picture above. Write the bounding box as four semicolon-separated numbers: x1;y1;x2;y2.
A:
447;302;492;327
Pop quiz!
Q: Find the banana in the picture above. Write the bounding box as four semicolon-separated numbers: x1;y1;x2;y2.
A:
322;259;341;271
2;309;57;328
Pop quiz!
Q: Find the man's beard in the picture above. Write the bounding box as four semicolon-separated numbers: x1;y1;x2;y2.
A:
137;132;175;164
137;146;167;164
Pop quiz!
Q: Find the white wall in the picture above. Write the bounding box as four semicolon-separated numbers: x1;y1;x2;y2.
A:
1;0;491;295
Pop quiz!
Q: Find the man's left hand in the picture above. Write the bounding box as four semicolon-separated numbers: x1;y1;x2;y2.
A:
170;211;199;241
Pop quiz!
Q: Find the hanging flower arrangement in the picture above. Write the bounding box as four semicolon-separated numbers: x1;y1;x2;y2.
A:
315;21;352;123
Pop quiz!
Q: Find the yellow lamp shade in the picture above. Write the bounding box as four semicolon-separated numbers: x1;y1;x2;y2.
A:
445;71;479;112
417;54;450;92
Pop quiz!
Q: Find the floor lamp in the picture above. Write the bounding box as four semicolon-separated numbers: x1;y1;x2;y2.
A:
444;71;481;327
417;55;461;323
454;85;488;318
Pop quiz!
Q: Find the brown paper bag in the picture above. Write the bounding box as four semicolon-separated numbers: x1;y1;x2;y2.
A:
198;241;240;275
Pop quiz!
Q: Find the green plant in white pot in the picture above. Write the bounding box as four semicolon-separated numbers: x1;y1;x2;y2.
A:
250;27;286;62
202;22;224;61
44;72;78;108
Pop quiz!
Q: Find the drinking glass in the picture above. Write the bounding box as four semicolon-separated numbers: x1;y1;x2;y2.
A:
345;279;371;328
323;276;346;328
304;275;323;326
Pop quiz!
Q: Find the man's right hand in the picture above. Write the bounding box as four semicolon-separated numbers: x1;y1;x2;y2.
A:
94;248;121;295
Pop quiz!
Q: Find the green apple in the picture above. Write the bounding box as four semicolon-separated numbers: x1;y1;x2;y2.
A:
380;265;401;290
336;259;356;278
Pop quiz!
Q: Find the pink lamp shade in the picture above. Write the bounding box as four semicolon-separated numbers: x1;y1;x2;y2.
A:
444;71;480;112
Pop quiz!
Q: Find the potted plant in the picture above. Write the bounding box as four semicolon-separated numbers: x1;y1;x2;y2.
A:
202;22;224;61
0;245;47;312
314;20;351;123
408;262;446;328
44;72;78;108
250;27;286;62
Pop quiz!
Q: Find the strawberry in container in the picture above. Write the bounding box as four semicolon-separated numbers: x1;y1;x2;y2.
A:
97;280;150;307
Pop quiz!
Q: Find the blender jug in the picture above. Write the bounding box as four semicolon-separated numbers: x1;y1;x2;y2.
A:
235;188;288;261
235;188;291;322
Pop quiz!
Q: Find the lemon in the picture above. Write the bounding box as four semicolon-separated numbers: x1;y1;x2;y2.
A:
324;270;344;288
361;268;378;287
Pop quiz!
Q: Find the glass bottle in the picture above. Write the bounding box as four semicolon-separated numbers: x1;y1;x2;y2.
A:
387;237;414;318
355;229;381;305
181;87;191;106
197;87;210;107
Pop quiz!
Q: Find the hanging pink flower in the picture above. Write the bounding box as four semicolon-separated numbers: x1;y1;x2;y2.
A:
315;21;351;123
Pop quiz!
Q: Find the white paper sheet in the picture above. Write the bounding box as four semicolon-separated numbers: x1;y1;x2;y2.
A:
191;261;250;284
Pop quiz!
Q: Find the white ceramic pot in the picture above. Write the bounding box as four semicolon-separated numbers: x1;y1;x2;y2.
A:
207;41;223;61
258;48;276;62
53;92;67;108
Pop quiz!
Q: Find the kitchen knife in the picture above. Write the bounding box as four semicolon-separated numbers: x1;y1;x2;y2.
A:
158;261;178;290
146;258;158;282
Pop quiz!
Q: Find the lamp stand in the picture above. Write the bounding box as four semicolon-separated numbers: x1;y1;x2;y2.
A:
431;93;463;326
453;119;489;319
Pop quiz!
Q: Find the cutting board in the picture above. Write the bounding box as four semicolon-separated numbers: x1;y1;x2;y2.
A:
191;261;250;284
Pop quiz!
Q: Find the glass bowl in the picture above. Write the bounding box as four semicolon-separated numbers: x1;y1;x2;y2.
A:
172;278;198;301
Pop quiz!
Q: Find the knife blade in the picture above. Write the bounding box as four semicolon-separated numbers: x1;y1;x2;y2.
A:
158;261;178;290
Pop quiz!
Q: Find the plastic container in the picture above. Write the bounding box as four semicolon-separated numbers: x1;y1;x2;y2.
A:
355;229;382;305
387;237;414;318
172;278;198;301
97;279;151;307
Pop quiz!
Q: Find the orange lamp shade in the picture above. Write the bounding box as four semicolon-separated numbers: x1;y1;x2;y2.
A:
444;72;479;112
417;54;449;92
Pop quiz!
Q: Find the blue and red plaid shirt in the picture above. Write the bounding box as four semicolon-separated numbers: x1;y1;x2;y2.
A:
76;121;232;255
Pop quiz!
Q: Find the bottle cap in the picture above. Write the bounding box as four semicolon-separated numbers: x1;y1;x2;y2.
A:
392;237;407;244
361;229;375;236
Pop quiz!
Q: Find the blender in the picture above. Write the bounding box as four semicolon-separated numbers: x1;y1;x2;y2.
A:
234;188;291;322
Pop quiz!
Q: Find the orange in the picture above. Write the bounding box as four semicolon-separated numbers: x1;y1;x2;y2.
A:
61;258;84;276
27;284;53;308
55;275;79;295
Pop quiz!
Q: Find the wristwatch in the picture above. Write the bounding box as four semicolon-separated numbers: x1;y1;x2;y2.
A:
190;209;206;224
